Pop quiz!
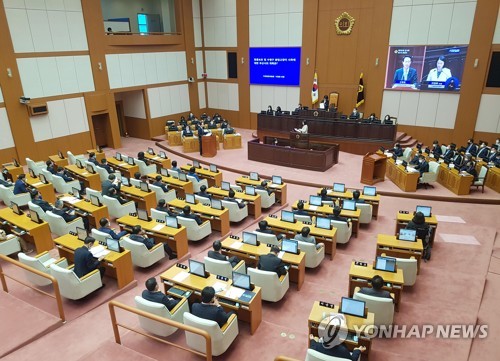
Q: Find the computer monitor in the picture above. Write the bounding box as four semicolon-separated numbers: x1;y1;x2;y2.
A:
140;182;149;192
147;147;155;155
281;210;295;223
137;209;149;221
242;231;258;246
28;168;36;178
249;172;259;181
272;175;282;185
39;173;47;184
116;152;122;161
211;198;222;210
363;186;377;196
374;256;397;273
76;159;84;169
106;238;120;252
86;164;94;174
121;177;130;186
316;216;331;230
232;271;252;290
210;164;217;172
193;160;200;168
333;183;345;193
340;297;366;318
282;239;299;254
13;158;20;167
159;151;167;159
309;195;322;206
72;187;80;199
245;186;256;196
90;194;100;207
185;193;196;204
58;150;64;159
188;259;207;278
399;229;417;242
11;202;22;215
402;160;408;168
416;205;432;217
221;181;230;191
342;199;357;211
392;154;397;161
179;173;187;181
127;157;135;166
160;168;169;177
166;216;178;228
76;227;87;241
29;209;41;224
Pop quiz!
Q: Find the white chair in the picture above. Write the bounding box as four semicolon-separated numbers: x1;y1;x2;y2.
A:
204;257;246;279
353;291;394;327
177;216;211;241
186;175;209;193
391;255;418;286
102;195;137;219
0;184;31;206
150;184;176;203
91;228;113;244
295;214;312;223
134;159;157;176
297;240;325;268
195;194;211;205
247;267;289;302
440;145;447;155
86;188;104;204
0;234;21;256
254;231;281;247
229;184;243;192
95;165;110;182
472;166;488;193
66;151;85;166
167;169;179;178
356;203;373;224
255;189;275;209
46;211;85;236
18;251;68;286
305;348;360;361
28;201;49;222
183;312;239;357
330;220;352;244
121;236;165;267
130;178;141;187
134;296;189;337
84;161;97;173
400;147;412;162
41;168;54;183
151;208;169;222
419;161;439;189
49;261;102;300
221;200;248;222
51;174;81;194
26;158;46;176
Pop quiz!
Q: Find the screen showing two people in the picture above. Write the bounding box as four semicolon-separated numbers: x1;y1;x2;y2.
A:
386;45;468;92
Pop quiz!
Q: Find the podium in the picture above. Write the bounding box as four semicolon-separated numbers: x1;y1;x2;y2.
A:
361;152;387;185
202;134;217;157
290;132;309;149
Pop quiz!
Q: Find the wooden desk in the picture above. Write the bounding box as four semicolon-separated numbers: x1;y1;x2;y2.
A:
263;216;337;260
58;194;109;229
386;158;419;192
183;137;199;153
395;212;438;247
223;134;242;149
167;131;182;146
48;155;68;168
54;234;134;289
221;236;306;290
291;201;361;238
26;174;56;203
181;165;223;187
207;187;262;219
376;234;423;274
120;185;157;214
160;264;263;334
236;176;288;205
308;301;374;356
144;153;171;172
4;164;23;180
348;261;404;311
320;188;380;219
485;165;500;193
64;164;101;191
106;157;140;180
168;198;230;236
87;149;106;162
0;208;53;252
146;173;193;198
437;163;473;195
117;215;188;258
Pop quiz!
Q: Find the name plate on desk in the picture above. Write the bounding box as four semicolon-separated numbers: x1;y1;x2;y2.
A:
319;301;335;308
354;261;368;267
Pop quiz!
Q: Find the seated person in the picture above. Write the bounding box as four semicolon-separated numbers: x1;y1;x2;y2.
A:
129;225;175;259
188;167;200;182
351;190;364;203
223;189;247;209
179;205;203;225
0;176;13;187
442;143;456;161
464;138;478;157
192;286;235;327
258;245;288;276
294;120;308;134
153;175;168;192
171;160;181;173
406;212;431;259
101;174;121;196
460;160;478;180
476;142;490;160
31;190;53;212
295;227;323;250
256;181;273;196
98;217;128;240
182;124;194;137
13;174;28;195
452;152;464;168
255;220;284;241
359;275;394;301
349;107;360;120
495;152;500;167
46;159;57;174
309;333;366;360
74;236;105;279
197;185;212;199
179;116;187;127
294;103;303;112
56;167;75;182
53;199;89;230
156;199;179;217
430;140;442;157
328;206;349;223
142;277;179;310
208;240;240;267
488;146;498;163
0;228;33;254
220;119;228;129
293;201;309;216
319;188;333;202
266;105;273;115
390;143;403;157
132;172;142;181
88;152;99;166
275;106;283;115
137;151;150;165
107;187;129;205
415;155;429;176
223;124;235;135
99;158;114;174
368;113;377;122
383;114;392;124
409;150;422;165
187;112;195;120
207;119;217;129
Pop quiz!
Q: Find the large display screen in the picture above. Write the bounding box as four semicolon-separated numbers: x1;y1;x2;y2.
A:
385;45;468;92
249;47;301;86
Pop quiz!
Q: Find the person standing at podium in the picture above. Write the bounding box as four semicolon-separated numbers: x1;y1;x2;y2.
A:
196;123;211;155
294;120;308;134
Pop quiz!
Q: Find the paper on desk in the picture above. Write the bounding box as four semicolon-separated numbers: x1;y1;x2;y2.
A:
90;245;110;258
152;224;164;231
119;163;127;167
153;156;160;160
309;205;318;211
226;286;245;298
231;241;243;249
213;282;227;293
173;271;190;282
32;182;43;187
82;172;89;176
60;196;80;204
278;251;285;259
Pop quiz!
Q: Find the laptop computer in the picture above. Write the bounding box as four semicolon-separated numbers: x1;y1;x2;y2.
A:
374;256;397;273
242;231;258;246
272;175;282;185
249;172;259;181
309;195;323;207
221;181;231;191
362;186;376;196
76;227;88;241
166;216;178;228
282;239;299;254
333;183;345;193
416;205;432;217
281;210;295;223
245;186;256;196
211;198;222;210
342;199;357;211
106;238;121;253
232;271;252;290
340;297;366;318
398;229;417;242
185;193;196;204
315;216;331;230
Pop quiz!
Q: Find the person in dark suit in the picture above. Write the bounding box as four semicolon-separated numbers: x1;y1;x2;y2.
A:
319;188;333;202
321;95;329;111
88;152;99;166
266;105;273;115
129;225;175;259
349;107;360;120
101;174;121;196
488;146;498;163
74;236;105;279
359;275;394;301
309;334;366;361
107;187;128;205
368;113;377;122
53;199;89;230
31;190;53;212
13;174;28;195
137;151;150;166
188;167;201;182
56;167;75;182
223;189;247;209
153;175;168;192
197;185;212;199
208;240;240;267
409;150;422;165
156;199;179;217
390;143;404;157
460;160;478;181
0;176;13;187
431;140;442;157
46;160;57;174
476;142;490;160
255;220;284;240
351;190;365;203
179;205;203;225
258;245;288;276
171;160;181;173
293;201;309;216
442;144;456;161
494;152;500;167
452;152;464;168
98;217;128;239
415;155;429;176
99;158;114;174
328;206;349;223
256;181;273;196
192;286;235;327
393;55;417;86
142;277;179;310
464;138;478;157
182;125;194;137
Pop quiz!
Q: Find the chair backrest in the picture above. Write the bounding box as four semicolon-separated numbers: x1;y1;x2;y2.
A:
85;161;96;173
478;166;488;180
221;199;248;222
183;312;223;341
66;151;77;165
150;184;176;203
296;240;324;268
130;178;141;187
102;195;136;218
46;211;68;235
177;216;211;241
429;161;440;173
255;189;275;208
356;203;372;224
330;220;351;244
26;158;43;175
441;145;447;154
18;252;53;286
168;169;179;178
49;262;102;300
134;296;178;337
254;231;280;246
151;208;168;222
41;168;53;182
91;228;110;244
402;147;412;161
204;256;233;279
95;165;109;182
0;235;21;256
353;291;394;327
195;194;211;205
28;201;49;222
247;267;288;302
305;348;357;361
394;257;418;286
0;185;11;204
86;188;104;203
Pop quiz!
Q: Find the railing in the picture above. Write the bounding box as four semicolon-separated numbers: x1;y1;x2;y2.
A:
108;300;213;360
274;356;301;361
0;254;65;322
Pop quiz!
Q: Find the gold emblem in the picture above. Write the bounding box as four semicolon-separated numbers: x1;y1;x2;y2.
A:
335;12;355;35
296;134;300;139
313;111;319;117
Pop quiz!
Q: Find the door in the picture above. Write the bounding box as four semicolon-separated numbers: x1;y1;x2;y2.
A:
92;114;109;147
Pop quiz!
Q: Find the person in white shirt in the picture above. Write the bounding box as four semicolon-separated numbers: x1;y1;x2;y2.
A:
294;120;308;134
426;56;452;82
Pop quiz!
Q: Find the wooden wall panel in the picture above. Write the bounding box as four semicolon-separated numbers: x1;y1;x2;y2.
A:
473;131;500;146
397;125;454;146
0;147;19;165
236;0;250;128
33;132;93;161
125;117;151;140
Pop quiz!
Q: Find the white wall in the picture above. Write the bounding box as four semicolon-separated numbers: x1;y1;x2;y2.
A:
106;52;187;89
250;85;299;113
17;55;94;98
101;0;165;33
493;6;500;44
206;82;238;111
202;0;237;47
4;0;88;53
120;91;146;119
195;50;205;79
147;84;190;118
475;94;500;133
198;82;206;109
192;0;202;47
30;97;89;142
0;108;15;150
205;51;227;80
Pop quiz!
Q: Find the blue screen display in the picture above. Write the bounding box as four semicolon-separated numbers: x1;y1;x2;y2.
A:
249;47;301;86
